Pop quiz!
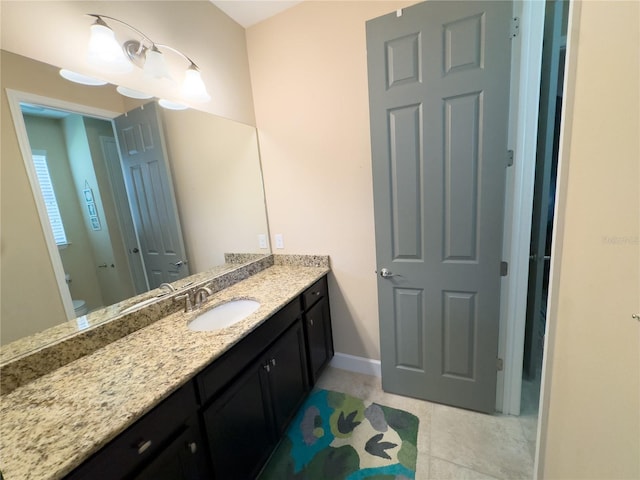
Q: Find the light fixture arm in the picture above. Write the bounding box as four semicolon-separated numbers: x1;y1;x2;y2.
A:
155;44;200;70
83;13;211;104
87;14;155;48
87;14;200;70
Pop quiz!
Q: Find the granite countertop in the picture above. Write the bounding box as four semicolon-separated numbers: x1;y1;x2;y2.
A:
0;264;329;480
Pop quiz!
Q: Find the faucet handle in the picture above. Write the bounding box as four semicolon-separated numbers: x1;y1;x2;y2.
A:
175;292;193;313
158;282;176;294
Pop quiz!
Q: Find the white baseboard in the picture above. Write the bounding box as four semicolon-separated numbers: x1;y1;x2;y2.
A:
329;352;382;378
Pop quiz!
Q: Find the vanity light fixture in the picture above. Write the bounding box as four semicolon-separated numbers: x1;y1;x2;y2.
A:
85;14;211;103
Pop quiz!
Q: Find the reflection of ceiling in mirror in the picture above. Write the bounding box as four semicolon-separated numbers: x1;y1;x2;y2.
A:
0;1;256;125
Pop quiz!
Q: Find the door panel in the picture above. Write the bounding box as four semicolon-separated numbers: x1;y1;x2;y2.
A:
114;103;189;288
367;0;512;413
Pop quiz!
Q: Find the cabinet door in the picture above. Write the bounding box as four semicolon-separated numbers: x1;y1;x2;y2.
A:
264;320;309;436
202;361;275;480
133;419;210;480
305;298;333;384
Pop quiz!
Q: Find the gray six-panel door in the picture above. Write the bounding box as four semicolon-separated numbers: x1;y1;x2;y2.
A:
367;0;512;413
114;103;190;288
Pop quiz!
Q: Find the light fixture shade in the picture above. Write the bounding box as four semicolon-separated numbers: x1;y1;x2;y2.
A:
144;47;171;79
181;66;211;103
87;21;132;73
116;86;153;99
158;99;188;110
59;69;108;86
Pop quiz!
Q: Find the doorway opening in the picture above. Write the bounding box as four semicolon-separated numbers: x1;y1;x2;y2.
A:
19;103;147;315
521;0;570;417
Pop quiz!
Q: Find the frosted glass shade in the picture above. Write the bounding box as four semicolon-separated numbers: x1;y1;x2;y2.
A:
181;67;211;103
144;48;171;79
158;99;188;110
116;86;153;99
87;23;132;73
59;69;108;86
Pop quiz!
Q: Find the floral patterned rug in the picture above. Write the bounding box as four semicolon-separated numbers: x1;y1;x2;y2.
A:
258;389;420;480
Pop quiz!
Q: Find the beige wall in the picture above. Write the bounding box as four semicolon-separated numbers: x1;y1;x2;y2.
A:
539;1;640;477
247;1;417;360
0;1;255;125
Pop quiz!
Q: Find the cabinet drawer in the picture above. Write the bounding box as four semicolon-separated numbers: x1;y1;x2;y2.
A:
65;382;197;479
196;297;302;406
302;276;327;311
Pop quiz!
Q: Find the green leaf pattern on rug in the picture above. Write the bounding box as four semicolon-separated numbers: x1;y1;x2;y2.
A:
258;389;419;480
328;391;366;439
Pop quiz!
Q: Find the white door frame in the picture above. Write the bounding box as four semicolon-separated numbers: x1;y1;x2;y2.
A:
498;1;546;415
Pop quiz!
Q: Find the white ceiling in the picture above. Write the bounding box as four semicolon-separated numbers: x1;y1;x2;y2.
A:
211;1;303;28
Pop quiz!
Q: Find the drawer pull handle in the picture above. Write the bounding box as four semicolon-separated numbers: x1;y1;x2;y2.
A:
188;442;197;454
271;358;276;367
137;440;152;454
309;318;314;326
313;291;321;296
264;363;270;373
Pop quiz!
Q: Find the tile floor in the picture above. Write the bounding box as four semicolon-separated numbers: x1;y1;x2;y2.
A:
315;367;537;480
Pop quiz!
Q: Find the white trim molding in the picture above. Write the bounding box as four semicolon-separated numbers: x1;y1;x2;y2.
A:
497;0;546;416
330;352;382;378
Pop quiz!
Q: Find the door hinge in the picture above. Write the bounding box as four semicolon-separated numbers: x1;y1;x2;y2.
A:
507;149;514;167
497;358;504;371
500;261;509;277
510;17;520;38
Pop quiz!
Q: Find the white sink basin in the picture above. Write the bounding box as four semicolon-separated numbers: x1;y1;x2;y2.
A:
188;299;260;332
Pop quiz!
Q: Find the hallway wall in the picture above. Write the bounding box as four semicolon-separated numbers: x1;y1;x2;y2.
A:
539;1;640;477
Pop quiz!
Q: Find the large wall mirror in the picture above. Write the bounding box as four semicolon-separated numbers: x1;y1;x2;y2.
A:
1;51;271;354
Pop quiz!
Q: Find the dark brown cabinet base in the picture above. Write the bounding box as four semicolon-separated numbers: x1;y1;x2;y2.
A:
65;275;333;480
203;320;309;479
303;277;334;385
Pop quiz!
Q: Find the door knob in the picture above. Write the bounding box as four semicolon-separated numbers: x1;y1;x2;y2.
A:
378;268;397;278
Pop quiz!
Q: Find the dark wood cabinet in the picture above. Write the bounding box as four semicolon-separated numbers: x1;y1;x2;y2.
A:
202;358;275;480
65;383;210;480
133;418;210;480
65;275;332;480
302;277;334;385
202;319;309;479
263;319;309;436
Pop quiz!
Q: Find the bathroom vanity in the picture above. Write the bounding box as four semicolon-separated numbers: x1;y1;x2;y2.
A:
0;258;333;480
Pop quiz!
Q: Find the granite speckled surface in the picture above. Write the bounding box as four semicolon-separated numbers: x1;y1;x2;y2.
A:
0;263;329;480
0;255;275;394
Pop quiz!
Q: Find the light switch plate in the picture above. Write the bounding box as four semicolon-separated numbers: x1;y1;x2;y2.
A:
275;234;284;249
258;234;268;249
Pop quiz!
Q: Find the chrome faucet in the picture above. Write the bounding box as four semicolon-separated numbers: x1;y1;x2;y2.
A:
194;285;213;309
175;284;213;313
